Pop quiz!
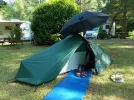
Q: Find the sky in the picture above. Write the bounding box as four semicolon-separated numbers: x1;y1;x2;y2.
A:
3;0;15;3
3;0;49;3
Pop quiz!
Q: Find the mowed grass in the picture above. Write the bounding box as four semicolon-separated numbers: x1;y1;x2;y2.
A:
84;42;134;100
0;41;134;100
0;42;65;100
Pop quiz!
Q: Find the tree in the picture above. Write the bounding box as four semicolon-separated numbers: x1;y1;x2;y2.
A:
9;25;23;43
121;0;127;39
15;0;39;20
102;0;134;39
31;0;80;45
103;0;123;39
98;27;107;39
0;0;6;8
0;0;40;20
75;0;105;12
0;3;14;20
127;0;134;32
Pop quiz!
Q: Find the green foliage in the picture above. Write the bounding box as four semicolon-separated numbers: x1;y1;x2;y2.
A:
39;34;61;45
127;19;134;32
1;2;23;20
0;0;40;20
115;25;122;33
98;28;107;39
101;0;120;16
15;0;39;20
102;0;134;33
0;0;6;8
9;25;23;41
75;0;105;11
31;0;80;45
127;31;134;39
0;4;13;20
0;42;134;100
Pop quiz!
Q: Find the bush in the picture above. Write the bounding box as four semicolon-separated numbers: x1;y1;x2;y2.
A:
31;0;80;45
127;31;134;39
9;25;23;42
98;28;107;39
127;19;134;32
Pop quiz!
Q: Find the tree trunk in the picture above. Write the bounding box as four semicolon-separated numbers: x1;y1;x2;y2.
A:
107;0;122;39
121;0;127;39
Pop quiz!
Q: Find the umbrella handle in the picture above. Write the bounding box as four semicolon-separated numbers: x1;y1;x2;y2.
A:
82;37;88;44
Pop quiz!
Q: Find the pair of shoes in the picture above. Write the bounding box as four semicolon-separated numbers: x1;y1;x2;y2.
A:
75;69;81;77
110;73;124;83
80;71;87;78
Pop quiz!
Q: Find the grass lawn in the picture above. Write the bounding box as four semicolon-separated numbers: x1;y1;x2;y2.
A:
0;41;134;100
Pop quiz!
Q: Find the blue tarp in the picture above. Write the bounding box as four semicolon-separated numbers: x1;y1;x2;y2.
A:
43;70;92;100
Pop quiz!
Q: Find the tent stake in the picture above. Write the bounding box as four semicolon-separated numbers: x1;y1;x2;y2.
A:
6;79;15;84
34;86;38;92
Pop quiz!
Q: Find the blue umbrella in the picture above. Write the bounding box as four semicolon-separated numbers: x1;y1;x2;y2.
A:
60;11;109;37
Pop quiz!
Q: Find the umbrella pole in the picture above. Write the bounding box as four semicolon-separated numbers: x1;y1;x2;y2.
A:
81;31;88;44
79;21;89;43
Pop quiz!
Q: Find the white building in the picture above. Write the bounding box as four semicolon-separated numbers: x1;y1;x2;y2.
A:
84;21;115;39
0;19;32;40
102;21;115;36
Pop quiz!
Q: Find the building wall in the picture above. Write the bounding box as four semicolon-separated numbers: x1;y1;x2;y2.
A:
0;23;17;38
102;22;115;36
0;22;32;40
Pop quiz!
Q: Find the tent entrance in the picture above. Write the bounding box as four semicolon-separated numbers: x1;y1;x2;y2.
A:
60;42;96;74
60;51;86;74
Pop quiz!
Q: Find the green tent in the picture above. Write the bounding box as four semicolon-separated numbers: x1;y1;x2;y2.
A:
14;35;112;85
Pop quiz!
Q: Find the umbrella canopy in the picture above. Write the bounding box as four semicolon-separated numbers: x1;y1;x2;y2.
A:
60;11;109;37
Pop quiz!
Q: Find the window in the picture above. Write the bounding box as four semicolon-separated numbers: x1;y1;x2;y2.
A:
5;26;12;30
105;25;109;29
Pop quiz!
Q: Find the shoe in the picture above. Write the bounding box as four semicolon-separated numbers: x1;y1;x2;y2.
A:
111;73;124;83
80;71;87;78
75;69;81;77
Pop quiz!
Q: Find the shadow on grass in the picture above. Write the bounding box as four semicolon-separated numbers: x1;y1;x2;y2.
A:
84;43;134;100
0;42;133;99
85;81;134;100
0;65;65;100
0;45;23;50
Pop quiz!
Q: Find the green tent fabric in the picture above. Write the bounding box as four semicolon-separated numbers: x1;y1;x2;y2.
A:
14;34;112;85
89;40;112;74
76;40;112;74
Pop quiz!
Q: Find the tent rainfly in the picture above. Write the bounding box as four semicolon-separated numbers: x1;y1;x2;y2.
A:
14;34;112;85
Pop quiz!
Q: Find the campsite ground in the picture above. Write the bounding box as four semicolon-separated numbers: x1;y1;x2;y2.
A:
93;39;134;44
0;40;134;100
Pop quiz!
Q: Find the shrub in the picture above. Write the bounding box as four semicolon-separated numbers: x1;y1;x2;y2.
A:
31;0;79;45
31;0;80;45
127;19;134;32
98;28;107;39
127;31;134;39
0;0;6;8
9;25;23;42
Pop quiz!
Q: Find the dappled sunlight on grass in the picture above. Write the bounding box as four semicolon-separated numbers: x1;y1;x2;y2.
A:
0;41;134;100
84;79;134;100
84;42;134;100
108;45;134;49
102;95;126;100
0;42;49;100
